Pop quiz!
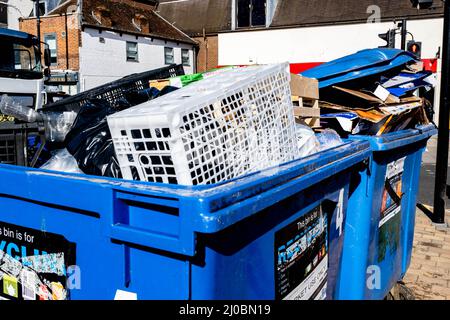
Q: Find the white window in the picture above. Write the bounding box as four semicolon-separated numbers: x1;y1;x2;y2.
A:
126;41;139;62
181;49;190;66
165;47;174;65
44;33;57;66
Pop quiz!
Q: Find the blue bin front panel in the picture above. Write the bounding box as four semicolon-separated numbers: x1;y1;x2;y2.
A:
339;125;435;300
191;175;349;300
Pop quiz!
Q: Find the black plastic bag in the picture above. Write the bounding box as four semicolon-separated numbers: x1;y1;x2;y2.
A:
64;99;123;178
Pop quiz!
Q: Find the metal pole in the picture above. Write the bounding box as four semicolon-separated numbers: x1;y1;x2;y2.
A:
401;18;407;50
34;0;41;44
65;12;69;70
432;0;450;224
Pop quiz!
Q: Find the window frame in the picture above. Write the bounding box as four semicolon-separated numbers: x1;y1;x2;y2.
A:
43;32;58;66
126;41;139;62
236;0;267;29
164;47;175;65
181;49;190;66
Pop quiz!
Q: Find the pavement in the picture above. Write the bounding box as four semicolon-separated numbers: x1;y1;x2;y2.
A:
402;136;450;300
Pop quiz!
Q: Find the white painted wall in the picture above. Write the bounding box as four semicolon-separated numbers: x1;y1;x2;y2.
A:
219;18;443;65
79;27;195;90
6;0;34;30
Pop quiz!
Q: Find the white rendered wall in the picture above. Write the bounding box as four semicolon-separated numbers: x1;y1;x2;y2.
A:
79;27;195;90
7;0;34;30
219;18;443;65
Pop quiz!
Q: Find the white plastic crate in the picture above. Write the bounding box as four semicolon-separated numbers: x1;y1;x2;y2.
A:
107;63;297;185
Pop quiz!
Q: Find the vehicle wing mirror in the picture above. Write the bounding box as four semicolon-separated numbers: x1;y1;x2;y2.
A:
44;47;51;67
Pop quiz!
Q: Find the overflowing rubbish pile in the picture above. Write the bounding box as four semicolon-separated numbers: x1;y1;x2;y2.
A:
0;48;436;185
302;48;435;136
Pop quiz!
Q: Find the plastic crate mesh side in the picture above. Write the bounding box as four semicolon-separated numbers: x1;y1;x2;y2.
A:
175;66;295;185
111;124;183;184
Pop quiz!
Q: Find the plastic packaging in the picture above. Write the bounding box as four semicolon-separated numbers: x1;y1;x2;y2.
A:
40;149;83;174
295;124;320;158
0;94;41;123
42;111;77;143
317;129;344;151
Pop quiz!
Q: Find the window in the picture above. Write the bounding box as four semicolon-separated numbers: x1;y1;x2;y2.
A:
0;3;7;26
126;41;139;62
0;41;41;74
164;47;174;65
31;1;48;17
237;0;266;28
44;33;57;66
181;49;190;66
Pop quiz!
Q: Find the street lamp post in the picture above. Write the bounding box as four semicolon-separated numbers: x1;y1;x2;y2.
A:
32;0;41;44
433;0;450;225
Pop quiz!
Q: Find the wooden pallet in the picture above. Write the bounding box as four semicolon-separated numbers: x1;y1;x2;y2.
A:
290;74;320;128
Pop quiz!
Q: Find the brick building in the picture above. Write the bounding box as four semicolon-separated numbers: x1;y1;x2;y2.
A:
20;2;80;94
20;0;197;94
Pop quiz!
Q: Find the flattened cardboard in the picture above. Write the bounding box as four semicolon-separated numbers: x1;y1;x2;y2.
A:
332;86;400;105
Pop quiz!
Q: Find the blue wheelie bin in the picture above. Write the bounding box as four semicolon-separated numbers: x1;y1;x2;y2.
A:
337;124;437;300
0;141;369;300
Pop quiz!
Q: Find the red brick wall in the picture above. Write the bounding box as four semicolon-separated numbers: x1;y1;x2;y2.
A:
20;14;81;71
192;35;218;73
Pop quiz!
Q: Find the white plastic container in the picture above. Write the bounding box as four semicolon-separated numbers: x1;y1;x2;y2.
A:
107;63;297;185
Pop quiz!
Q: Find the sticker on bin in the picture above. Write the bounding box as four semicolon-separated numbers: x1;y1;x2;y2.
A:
379;157;405;228
275;206;328;300
378;157;405;262
0;221;76;300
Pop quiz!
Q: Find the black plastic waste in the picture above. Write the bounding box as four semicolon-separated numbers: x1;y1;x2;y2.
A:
65;99;124;178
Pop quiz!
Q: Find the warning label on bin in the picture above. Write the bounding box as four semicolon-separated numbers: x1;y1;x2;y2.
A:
379;157;405;228
378;157;405;262
0;221;76;300
275;206;328;300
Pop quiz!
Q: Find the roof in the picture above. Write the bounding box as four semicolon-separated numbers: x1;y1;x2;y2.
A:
270;0;444;28
42;0;197;45
82;0;196;44
157;0;232;36
157;0;444;36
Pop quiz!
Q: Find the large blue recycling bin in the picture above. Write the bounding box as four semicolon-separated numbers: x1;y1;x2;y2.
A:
0;141;369;300
338;124;437;300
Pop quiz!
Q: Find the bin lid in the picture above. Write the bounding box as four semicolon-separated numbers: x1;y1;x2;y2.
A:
301;48;417;88
349;124;437;151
